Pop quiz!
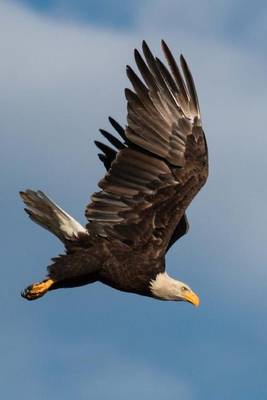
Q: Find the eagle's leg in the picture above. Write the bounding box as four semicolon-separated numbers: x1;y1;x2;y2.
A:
21;251;101;300
21;278;54;301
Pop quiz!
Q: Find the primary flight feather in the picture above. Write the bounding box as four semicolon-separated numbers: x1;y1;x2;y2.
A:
20;40;208;305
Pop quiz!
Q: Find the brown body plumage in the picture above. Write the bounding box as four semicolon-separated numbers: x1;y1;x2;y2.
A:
20;40;208;304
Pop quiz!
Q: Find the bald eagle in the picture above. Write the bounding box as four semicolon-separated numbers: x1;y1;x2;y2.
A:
20;41;208;306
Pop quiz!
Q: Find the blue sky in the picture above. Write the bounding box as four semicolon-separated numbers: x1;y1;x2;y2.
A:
1;1;267;399
19;0;140;28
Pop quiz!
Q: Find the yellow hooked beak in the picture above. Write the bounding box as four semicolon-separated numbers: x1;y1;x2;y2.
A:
183;291;200;307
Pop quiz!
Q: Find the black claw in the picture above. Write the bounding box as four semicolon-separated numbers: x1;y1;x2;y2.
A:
21;289;29;300
21;287;30;300
21;285;36;301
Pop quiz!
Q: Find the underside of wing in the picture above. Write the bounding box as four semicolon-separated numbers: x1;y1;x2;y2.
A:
95;119;190;251
86;41;208;253
125;41;201;166
86;147;178;247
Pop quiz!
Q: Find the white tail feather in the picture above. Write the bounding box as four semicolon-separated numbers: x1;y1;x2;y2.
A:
20;190;88;242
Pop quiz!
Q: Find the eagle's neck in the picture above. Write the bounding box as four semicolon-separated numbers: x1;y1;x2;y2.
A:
149;272;182;300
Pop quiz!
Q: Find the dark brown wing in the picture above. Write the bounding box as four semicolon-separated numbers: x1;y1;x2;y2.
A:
166;213;189;252
95;118;190;251
86;40;208;256
95;117;127;171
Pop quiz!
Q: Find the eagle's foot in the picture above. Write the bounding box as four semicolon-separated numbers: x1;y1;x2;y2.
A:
21;278;54;300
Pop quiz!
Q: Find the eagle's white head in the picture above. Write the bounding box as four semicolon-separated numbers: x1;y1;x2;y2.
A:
150;272;200;306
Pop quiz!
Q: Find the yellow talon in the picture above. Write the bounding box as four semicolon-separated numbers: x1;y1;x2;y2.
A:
21;278;54;300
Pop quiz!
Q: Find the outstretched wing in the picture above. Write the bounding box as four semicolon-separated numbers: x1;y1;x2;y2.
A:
95;117;127;171
86;41;208;256
95;118;190;251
